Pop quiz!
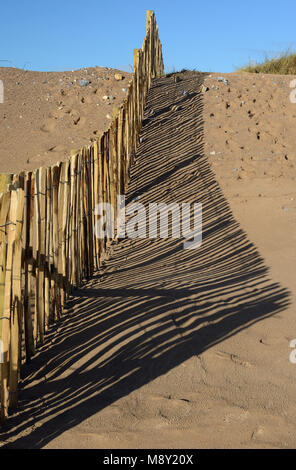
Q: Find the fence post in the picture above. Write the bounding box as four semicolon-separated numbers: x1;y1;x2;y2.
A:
23;172;35;361
9;188;25;407
0;192;11;421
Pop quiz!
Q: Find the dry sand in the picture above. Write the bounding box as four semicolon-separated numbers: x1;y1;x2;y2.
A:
0;70;295;449
0;67;131;173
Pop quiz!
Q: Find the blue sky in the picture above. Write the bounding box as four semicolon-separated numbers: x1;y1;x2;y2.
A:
1;0;295;73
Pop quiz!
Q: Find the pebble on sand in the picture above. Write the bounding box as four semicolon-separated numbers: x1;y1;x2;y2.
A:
79;79;91;87
201;84;209;93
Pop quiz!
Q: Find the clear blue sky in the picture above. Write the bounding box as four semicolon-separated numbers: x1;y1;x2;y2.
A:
1;0;295;73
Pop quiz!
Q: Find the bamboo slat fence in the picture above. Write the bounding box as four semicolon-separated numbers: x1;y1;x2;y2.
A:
0;10;163;422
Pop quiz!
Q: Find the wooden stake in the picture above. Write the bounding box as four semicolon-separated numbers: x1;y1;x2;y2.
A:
0;192;11;421
23;173;35;361
10;188;25;407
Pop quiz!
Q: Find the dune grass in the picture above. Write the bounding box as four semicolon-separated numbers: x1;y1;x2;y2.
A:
240;52;296;75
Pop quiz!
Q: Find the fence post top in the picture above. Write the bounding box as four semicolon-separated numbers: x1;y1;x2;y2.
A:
133;49;141;69
146;10;154;31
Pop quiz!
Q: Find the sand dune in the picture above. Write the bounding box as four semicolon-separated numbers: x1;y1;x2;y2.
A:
0;67;130;173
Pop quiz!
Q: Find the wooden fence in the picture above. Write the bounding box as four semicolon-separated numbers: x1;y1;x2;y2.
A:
0;10;163;422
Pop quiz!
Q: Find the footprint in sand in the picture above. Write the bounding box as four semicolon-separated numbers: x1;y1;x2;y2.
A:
215;350;252;367
259;335;289;346
149;395;192;421
126;394;193;424
40;118;57;133
73;116;80;125
251;425;265;440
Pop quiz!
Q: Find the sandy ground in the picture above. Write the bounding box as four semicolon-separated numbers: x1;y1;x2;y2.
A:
204;71;296;315
0;67;130;173
0;71;295;449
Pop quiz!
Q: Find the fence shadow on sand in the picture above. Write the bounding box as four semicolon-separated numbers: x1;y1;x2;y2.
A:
1;71;290;448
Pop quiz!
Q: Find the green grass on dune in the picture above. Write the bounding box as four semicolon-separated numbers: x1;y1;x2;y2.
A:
240;52;296;75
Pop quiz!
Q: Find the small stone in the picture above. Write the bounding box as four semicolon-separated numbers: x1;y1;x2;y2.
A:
201;84;209;93
79;79;91;87
210;151;216;155
217;76;229;85
114;73;124;81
